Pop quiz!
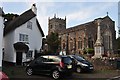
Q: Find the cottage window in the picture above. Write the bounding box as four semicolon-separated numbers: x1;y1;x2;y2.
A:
19;34;29;42
26;50;33;58
27;21;32;29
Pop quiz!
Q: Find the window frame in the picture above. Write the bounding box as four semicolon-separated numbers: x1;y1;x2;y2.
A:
27;21;32;29
19;33;29;43
26;50;33;58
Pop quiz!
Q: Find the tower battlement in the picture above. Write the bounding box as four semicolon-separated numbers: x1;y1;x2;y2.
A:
48;15;66;35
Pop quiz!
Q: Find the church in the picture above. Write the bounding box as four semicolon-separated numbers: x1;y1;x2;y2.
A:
48;14;116;57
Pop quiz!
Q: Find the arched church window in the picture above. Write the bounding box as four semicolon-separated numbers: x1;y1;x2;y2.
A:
78;37;82;49
62;40;66;50
88;37;93;48
50;25;52;29
63;43;65;49
103;31;111;50
70;38;73;51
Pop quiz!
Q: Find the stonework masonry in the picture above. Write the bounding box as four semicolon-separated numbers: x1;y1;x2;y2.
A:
48;15;116;55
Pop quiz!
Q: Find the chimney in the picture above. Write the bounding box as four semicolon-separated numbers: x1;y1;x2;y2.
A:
31;4;37;15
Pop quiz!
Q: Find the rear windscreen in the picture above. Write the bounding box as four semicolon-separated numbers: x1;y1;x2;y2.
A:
63;57;72;64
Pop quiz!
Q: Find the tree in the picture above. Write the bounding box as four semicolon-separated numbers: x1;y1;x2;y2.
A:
116;37;120;49
3;13;19;25
116;37;120;56
119;29;120;36
85;48;94;57
47;32;60;54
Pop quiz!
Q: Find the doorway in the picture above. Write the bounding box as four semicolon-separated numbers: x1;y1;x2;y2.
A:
16;52;22;65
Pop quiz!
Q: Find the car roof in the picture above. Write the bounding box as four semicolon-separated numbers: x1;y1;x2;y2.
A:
40;55;70;58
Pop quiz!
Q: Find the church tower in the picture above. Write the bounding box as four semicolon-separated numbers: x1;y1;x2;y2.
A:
48;14;66;35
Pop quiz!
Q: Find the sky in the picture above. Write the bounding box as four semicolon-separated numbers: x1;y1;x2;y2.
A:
0;0;119;38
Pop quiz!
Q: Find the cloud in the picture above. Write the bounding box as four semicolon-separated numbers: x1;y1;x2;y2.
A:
2;2;116;37
36;2;55;36
0;0;119;2
33;2;116;36
12;2;118;37
66;2;116;27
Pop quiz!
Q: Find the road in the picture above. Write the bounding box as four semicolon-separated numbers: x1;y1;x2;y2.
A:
9;70;120;80
2;65;120;80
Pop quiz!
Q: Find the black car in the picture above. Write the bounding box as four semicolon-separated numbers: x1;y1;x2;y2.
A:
26;55;74;79
69;55;94;73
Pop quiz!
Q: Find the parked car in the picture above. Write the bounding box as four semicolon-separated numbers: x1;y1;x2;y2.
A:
69;55;94;73
0;71;9;80
26;55;74;79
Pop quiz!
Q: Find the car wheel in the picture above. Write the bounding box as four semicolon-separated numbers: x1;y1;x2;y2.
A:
52;70;60;79
76;67;81;73
26;67;33;76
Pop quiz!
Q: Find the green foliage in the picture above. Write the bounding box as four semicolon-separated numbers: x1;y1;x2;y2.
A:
116;37;120;49
3;13;19;22
119;29;120;35
85;48;94;53
84;48;94;57
47;32;60;53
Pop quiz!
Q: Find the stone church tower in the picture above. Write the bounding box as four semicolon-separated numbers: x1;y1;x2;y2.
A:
48;14;66;35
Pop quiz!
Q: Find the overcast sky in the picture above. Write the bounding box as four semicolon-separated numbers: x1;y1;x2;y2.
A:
0;0;119;37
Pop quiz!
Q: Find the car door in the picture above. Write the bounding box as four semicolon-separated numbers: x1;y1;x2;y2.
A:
45;56;60;72
33;56;47;74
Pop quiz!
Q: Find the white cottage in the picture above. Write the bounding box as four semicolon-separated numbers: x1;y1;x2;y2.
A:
0;8;4;70
3;4;44;65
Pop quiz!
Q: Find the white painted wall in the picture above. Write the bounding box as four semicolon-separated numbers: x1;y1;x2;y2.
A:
15;17;42;50
4;31;15;62
0;16;4;67
4;17;43;63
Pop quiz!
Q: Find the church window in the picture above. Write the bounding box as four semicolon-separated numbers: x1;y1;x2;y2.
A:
78;38;82;49
88;37;93;48
59;24;62;27
103;31;111;50
70;41;73;50
62;43;66;49
78;37;83;49
50;25;52;29
78;41;82;49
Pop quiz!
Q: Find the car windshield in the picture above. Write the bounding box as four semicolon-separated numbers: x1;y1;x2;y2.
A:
73;55;85;62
